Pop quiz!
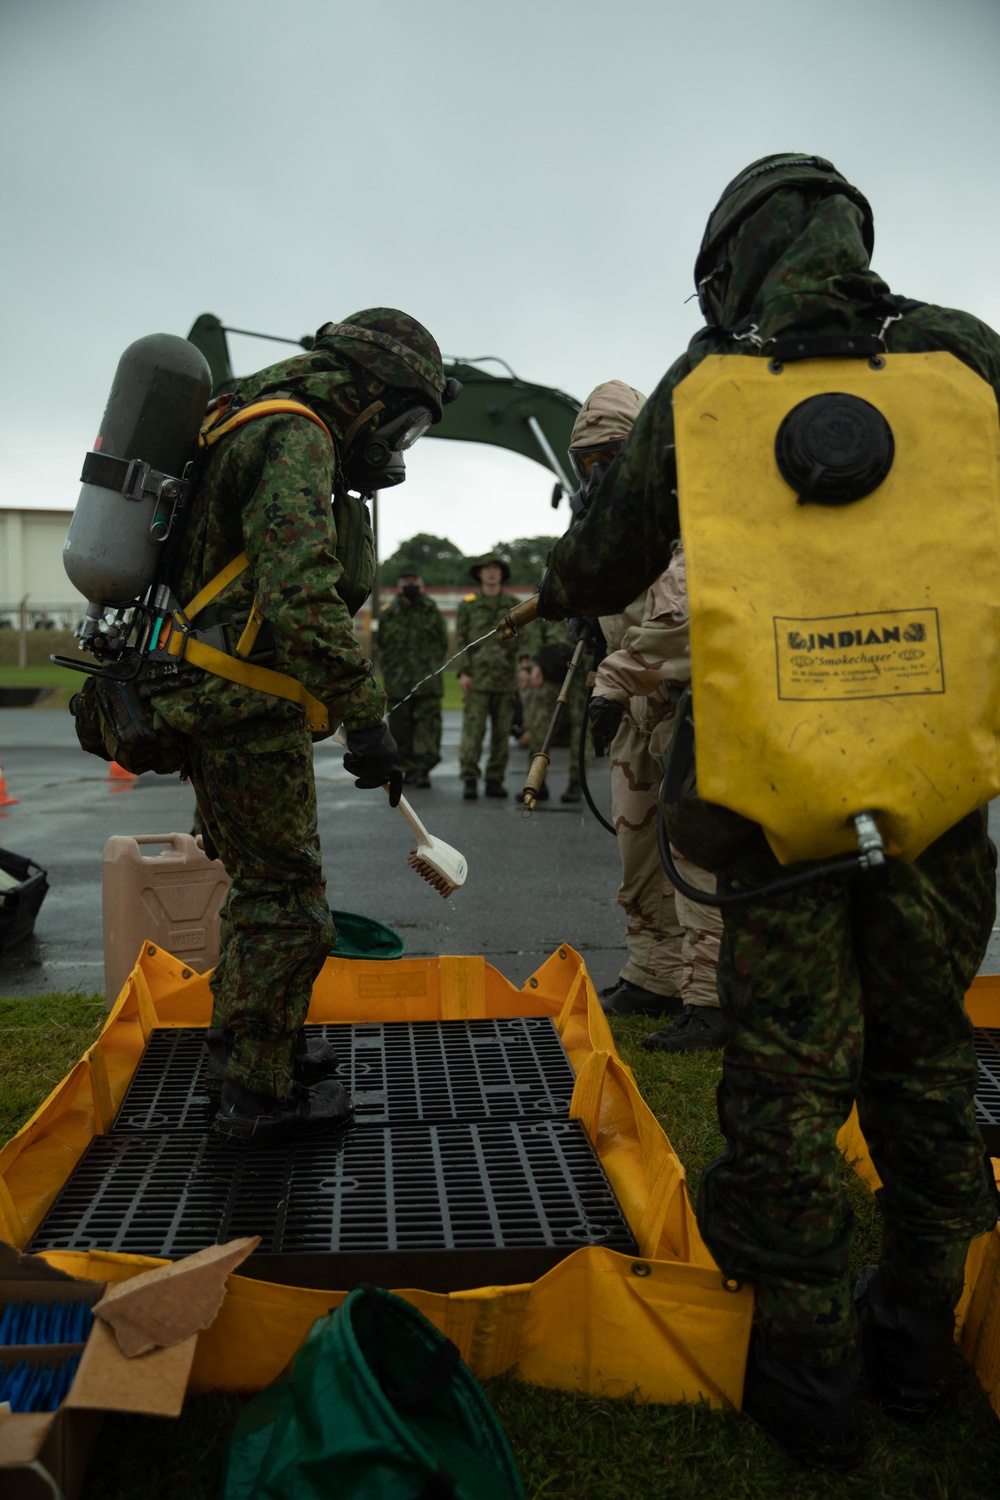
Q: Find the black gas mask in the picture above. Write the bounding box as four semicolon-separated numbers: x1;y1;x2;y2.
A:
340;374;461;497
400;582;422;601
566;440;622;518
340;403;433;496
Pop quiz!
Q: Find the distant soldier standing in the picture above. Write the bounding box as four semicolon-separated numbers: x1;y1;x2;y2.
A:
456;554;520;799
377;565;448;787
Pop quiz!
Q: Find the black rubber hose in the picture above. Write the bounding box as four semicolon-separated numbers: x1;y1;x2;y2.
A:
579;686;617;835
655;800;867;909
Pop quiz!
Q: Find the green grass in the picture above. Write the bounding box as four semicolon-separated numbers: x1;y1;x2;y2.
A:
0;994;105;1138
2;1001;998;1498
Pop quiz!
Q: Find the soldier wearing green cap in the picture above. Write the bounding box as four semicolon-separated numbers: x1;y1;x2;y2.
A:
537;157;1000;1467
150;307;454;1145
455;554;521;798
376;564;448;786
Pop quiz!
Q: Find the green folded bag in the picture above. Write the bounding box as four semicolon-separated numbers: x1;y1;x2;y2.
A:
219;1286;525;1500
330;909;405;960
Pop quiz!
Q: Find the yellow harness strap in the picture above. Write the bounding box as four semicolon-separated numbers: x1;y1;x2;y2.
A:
167;542;330;732
166;629;330;733
198;397;334;450
184;552;251;621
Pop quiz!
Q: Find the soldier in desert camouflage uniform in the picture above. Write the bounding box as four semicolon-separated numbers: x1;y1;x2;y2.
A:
538;158;1000;1466
594;540;724;1047
377;565;448;786
150;308;449;1144
455;554;521;799
560;382;723;1034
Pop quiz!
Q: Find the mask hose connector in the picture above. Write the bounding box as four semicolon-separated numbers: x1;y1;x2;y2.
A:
852;810;886;870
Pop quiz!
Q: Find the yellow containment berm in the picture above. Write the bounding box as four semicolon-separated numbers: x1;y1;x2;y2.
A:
674;350;1000;865
1;944;999;1418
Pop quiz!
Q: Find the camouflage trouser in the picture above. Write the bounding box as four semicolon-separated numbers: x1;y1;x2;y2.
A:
459;688;514;783
515;684;538;745
611;719;722;1004
388;694;442;773
528;672;590;780
185;718;334;1099
698;812;1000;1367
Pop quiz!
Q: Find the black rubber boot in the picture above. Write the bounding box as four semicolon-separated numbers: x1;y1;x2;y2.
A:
560;782;582;804
741;1330;865;1470
463;780;478;800
643;1004;727;1052
415;770;431;788
599;979;684;1018
532;780;550;802
854;1265;955;1418
212;1077;354;1146
485;780;508;798
204;1028;339;1097
402;768;419;786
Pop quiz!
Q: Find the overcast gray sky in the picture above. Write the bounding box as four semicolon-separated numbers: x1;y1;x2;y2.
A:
2;0;998;561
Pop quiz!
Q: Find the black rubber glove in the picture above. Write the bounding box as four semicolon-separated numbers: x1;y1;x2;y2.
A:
588;696;625;758
568;615;603;648
343;722;403;807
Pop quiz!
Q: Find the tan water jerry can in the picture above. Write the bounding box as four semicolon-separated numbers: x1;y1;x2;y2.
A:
102;833;231;1008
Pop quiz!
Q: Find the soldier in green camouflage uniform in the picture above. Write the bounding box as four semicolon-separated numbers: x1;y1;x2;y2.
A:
377;565;448;785
538;157;1000;1464
455;555;521;798
149;309;448;1140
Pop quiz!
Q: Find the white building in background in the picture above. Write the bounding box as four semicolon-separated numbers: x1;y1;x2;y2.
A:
0;509;536;634
0;509;82;627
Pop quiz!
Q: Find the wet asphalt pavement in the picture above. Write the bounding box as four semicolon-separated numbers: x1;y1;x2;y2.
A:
3;707;1000;1001
0;708;625;999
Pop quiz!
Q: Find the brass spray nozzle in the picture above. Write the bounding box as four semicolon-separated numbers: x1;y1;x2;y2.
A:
496;593;540;641
521;752;550;816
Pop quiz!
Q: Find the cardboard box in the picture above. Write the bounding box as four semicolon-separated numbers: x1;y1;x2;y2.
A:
0;1237;256;1500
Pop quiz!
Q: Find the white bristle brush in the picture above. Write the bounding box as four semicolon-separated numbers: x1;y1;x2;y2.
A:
333;731;468;898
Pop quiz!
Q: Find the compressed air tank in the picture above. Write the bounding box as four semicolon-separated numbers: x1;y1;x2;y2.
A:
64;334;213;617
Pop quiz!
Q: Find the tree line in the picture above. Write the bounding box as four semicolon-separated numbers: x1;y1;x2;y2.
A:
382;533;559;587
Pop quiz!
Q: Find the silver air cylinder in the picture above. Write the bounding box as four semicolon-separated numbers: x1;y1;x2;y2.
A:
64;334;213;626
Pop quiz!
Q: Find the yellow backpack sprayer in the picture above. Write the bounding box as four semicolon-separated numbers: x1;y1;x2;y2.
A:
664;342;1000;900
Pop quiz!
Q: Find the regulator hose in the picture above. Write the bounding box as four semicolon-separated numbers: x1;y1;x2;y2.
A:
578;685;616;836
655;801;872;910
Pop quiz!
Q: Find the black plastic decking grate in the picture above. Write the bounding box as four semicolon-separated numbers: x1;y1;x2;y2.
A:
974;1027;1000;1157
111;1019;578;1133
28;1120;638;1290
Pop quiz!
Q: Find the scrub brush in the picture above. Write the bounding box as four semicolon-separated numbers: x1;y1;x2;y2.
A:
396;795;468;898
333;731;468;898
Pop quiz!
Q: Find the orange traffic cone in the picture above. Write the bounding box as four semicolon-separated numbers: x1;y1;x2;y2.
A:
0;758;18;808
108;760;138;790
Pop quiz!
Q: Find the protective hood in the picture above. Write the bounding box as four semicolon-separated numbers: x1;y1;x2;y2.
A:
569;381;646;448
707;187;889;341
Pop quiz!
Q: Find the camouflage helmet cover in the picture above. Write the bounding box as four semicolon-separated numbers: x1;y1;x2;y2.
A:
314;308;447;420
570;380;646;450
694;154;875;306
